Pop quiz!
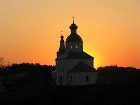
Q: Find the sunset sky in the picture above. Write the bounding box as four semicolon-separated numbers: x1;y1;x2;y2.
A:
0;0;140;68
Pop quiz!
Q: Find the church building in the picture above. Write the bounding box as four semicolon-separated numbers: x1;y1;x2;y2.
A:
55;19;97;86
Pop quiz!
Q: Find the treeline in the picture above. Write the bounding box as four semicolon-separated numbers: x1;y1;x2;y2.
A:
0;64;140;90
97;65;138;71
96;66;140;84
0;63;55;92
0;63;55;73
0;64;140;105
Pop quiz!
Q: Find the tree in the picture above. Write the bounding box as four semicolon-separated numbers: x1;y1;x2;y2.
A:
0;57;4;67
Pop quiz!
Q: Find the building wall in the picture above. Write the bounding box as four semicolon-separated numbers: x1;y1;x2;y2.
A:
66;42;83;52
63;59;93;85
56;58;94;85
68;72;97;86
55;59;65;85
64;59;93;72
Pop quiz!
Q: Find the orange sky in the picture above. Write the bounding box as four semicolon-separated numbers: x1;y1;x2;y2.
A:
0;0;140;68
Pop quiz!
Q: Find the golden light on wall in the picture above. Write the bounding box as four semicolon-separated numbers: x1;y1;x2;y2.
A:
84;47;103;69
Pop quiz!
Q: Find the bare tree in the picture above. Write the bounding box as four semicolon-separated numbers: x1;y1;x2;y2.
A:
0;57;4;67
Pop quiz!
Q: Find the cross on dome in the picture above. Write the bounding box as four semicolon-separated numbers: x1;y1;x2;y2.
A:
70;17;78;30
72;16;75;24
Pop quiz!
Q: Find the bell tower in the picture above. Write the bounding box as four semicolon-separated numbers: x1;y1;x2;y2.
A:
57;35;65;57
66;18;83;52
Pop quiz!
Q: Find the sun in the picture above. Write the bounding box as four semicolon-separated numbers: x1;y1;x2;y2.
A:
84;48;102;69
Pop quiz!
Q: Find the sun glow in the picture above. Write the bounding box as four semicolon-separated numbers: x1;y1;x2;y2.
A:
84;48;102;69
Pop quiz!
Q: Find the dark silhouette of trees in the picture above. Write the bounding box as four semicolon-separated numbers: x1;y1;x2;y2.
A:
0;63;55;91
97;65;140;84
0;57;4;68
0;65;140;105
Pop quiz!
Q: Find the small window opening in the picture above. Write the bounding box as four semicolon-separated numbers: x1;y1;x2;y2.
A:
76;45;78;49
70;45;72;49
71;76;72;83
86;76;89;82
60;76;62;85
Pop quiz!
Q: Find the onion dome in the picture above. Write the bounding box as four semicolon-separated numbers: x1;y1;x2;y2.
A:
66;33;82;43
69;23;78;30
66;19;83;43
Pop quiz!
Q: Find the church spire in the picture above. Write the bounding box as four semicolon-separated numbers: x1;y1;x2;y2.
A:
57;33;65;57
59;34;65;51
70;17;78;34
72;16;75;24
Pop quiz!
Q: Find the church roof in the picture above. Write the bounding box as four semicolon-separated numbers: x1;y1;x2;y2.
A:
68;62;96;73
57;51;93;60
66;33;83;43
66;20;83;43
66;51;93;59
69;23;78;30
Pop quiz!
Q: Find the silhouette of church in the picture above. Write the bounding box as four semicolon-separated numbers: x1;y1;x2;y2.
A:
55;19;97;85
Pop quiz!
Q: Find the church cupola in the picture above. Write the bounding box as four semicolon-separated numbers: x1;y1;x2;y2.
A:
69;19;78;34
57;35;65;57
66;18;83;52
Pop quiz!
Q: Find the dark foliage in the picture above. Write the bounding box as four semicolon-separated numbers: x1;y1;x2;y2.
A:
0;63;55;73
0;65;140;105
97;66;140;84
0;63;55;91
0;84;140;105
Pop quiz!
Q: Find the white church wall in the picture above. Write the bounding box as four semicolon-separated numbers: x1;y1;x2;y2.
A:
56;59;64;85
57;59;94;85
56;58;95;85
64;59;93;72
69;72;97;86
56;59;71;85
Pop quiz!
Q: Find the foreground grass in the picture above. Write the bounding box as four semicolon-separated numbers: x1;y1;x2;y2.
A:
0;84;140;105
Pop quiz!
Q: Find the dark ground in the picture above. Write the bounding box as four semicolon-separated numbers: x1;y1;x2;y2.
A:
0;65;139;105
0;84;140;105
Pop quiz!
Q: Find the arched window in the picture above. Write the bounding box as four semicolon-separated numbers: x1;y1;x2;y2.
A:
70;45;72;49
71;75;72;83
76;45;78;49
86;76;89;82
60;76;62;85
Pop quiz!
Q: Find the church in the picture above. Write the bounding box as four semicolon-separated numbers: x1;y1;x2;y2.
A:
55;19;97;86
